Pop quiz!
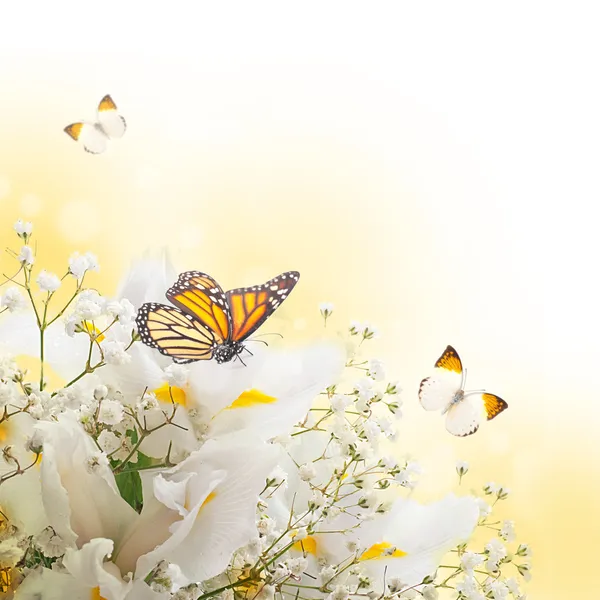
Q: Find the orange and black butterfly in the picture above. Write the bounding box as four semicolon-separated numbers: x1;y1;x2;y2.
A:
135;271;300;364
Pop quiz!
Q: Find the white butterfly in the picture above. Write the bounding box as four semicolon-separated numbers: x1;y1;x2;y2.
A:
418;345;508;437
64;94;126;154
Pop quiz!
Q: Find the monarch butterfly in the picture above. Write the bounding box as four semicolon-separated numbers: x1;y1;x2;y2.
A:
64;94;126;154
136;270;300;364
418;345;508;436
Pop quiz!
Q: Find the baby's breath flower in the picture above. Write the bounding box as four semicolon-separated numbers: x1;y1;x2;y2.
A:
18;245;35;265
35;527;66;558
320;565;337;584
298;463;317;481
106;298;136;323
486;580;509;600
13;219;33;237
387;576;405;594
319;302;334;323
461;551;484;574
68;251;99;279
286;557;308;577
485;538;507;564
1;286;25;312
367;358;385;381
164;363;189;387
98;399;125;425
102;341;131;366
330;393;352;413
516;543;532;557
85;452;110;475
36;270;61;292
0;537;26;567
500;520;516;542
422;585;438;600
456;460;469;477
327;584;349;600
477;497;492;518
97;430;121;453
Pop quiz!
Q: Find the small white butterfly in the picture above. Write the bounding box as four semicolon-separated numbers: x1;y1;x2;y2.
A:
64;94;126;154
418;345;508;437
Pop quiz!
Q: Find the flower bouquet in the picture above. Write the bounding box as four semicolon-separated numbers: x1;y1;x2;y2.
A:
0;222;530;600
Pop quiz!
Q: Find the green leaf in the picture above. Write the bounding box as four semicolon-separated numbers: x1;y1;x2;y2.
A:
115;470;143;513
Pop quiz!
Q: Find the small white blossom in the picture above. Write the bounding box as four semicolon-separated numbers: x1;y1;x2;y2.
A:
505;578;521;597
106;298;136;323
487;580;509;600
164;364;189;387
1;287;25;312
387;577;405;593
477;497;492;518
18;245;35;265
98;399;125;425
456;460;469;477
354;378;375;404
13;219;33;237
319;302;334;320
422;585;438;600
461;551;484;574
36;527;67;558
298;463;317;481
68;252;99;279
97;430;121;453
320;565;337;584
485;538;507;564
330;393;352;413
102;341;131;366
0;537;26;567
37;270;61;292
500;520;516;542
327;584;349;600
368;358;385;381
85;452;110;475
516;543;532;557
286;557;308;577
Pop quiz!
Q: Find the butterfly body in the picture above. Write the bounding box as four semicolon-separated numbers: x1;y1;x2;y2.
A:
64;94;126;154
136;270;300;364
419;345;508;436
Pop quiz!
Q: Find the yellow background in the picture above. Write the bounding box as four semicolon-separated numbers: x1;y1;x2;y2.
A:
1;3;598;596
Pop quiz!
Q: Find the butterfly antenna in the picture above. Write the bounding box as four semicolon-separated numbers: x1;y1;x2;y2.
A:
251;332;284;339
245;338;269;347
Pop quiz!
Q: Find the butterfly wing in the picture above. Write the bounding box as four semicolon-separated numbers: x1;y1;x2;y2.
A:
166;271;231;343
97;94;127;139
226;271;300;342
445;393;507;437
136;302;216;363
64;122;108;154
418;345;463;411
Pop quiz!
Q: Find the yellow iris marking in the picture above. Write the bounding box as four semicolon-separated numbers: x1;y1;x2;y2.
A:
90;587;108;600
201;491;216;509
153;383;187;407
83;322;105;342
292;535;318;555
0;422;11;443
227;389;277;409
360;542;407;561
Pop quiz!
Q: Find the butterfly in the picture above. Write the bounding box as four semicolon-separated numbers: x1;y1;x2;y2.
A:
64;94;126;154
135;270;300;364
418;345;508;436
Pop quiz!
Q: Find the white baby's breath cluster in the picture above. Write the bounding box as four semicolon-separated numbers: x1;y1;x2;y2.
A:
0;222;530;600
